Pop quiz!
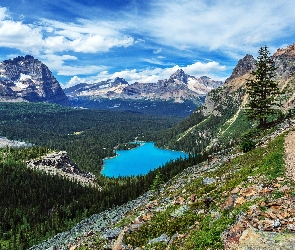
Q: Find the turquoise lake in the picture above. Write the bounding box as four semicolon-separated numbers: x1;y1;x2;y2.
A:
101;142;188;177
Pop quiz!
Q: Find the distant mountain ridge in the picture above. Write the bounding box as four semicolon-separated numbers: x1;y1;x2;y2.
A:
65;69;223;116
65;69;223;104
0;55;70;106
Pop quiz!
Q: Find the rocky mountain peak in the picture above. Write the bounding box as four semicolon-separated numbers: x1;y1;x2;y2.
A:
113;77;128;85
0;55;70;106
169;69;188;83
273;44;295;57
225;54;256;83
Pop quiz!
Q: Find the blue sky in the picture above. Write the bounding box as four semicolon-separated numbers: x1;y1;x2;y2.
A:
0;0;294;87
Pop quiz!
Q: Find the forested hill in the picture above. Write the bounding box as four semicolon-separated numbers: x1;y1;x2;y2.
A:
0;102;193;249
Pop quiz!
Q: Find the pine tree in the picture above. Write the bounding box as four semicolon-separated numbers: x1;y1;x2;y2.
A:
245;46;280;128
149;172;164;192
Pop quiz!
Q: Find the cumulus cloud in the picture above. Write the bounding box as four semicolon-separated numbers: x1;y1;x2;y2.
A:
0;9;135;55
40;54;106;77
66;76;84;87
66;60;227;86
0;9;43;54
40;18;135;54
0;7;7;20
184;61;226;75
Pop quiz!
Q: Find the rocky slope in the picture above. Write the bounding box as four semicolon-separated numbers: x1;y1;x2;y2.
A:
26;151;98;188
28;118;295;249
0;136;32;148
0;55;70;106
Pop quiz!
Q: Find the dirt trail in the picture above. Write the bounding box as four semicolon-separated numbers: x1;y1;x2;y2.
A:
285;131;295;181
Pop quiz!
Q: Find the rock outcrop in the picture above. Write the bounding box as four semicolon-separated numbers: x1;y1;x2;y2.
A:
273;44;295;80
0;55;70;106
225;54;256;83
27;151;98;187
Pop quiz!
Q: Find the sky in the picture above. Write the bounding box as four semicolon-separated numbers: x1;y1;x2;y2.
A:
0;0;294;88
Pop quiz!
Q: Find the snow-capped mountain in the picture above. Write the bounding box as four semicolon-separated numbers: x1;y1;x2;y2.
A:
65;69;223;104
0;55;70;106
65;77;128;99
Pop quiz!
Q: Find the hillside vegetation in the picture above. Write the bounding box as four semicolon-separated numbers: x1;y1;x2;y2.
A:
30;118;295;249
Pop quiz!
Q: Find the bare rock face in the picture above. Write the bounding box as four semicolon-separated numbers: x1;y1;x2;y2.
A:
27;151;97;187
225;54;256;83
273;44;295;57
273;44;295;80
0;55;70;106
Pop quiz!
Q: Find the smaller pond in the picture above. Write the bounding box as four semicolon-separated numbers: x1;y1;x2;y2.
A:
101;142;188;177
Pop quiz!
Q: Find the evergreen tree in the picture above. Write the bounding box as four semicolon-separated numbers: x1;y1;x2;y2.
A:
245;46;280;128
149;172;164;192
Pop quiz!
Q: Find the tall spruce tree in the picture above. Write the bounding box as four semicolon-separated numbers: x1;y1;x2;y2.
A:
245;46;279;128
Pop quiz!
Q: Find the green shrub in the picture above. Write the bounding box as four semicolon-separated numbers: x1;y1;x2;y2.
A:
240;138;256;153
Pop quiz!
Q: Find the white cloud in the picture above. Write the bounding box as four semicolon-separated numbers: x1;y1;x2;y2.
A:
40;54;77;70
143;58;168;66
66;60;227;86
66;76;84;87
40;54;106;77
0;18;43;54
0;9;135;55
71;35;134;53
153;48;162;54
40;18;135;54
0;7;7;20
57;65;107;76
144;0;295;54
184;61;226;75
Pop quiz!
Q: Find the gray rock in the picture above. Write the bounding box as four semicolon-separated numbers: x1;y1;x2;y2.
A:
148;233;170;245
202;177;216;185
170;205;188;217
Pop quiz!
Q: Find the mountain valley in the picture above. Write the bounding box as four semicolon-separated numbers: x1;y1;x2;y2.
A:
0;43;295;249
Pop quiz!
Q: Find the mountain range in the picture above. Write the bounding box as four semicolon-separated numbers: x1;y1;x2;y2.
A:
65;69;223;116
65;69;223;103
0;54;223;116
